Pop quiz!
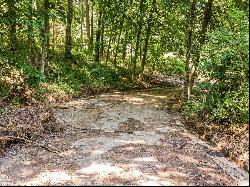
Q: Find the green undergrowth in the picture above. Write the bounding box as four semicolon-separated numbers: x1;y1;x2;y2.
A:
0;50;155;105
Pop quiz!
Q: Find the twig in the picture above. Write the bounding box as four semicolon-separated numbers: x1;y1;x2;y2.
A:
0;136;61;155
32;143;61;155
0;136;32;143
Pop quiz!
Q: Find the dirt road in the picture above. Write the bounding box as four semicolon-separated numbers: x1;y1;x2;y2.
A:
0;88;248;186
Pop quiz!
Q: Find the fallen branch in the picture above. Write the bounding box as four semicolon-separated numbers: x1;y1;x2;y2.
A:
0;135;32;143
31;143;61;155
0;135;61;155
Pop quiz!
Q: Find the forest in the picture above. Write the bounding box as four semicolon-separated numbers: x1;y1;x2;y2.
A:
0;0;249;185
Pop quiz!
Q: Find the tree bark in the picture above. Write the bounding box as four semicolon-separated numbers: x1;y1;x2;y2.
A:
65;0;73;59
114;29;122;66
106;34;112;62
130;42;133;70
7;0;17;51
114;18;125;66
27;0;35;62
94;4;102;63
122;31;127;63
183;0;196;102
85;0;91;49
27;0;34;49
100;22;105;61
52;23;56;54
40;0;50;76
81;0;84;47
85;0;93;49
90;0;94;51
139;0;156;80
190;0;213;94
132;0;144;81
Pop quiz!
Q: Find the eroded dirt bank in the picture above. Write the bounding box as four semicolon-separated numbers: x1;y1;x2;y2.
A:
0;88;249;186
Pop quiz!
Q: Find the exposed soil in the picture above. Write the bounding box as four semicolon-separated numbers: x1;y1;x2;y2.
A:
0;88;249;186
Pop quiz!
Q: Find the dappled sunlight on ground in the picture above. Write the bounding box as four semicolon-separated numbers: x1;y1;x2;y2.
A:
21;170;73;186
97;87;183;109
0;88;248;186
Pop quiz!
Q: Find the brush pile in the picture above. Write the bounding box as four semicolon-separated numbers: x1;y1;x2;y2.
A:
0;105;63;155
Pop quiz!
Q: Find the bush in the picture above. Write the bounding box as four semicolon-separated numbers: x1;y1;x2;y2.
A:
183;22;249;125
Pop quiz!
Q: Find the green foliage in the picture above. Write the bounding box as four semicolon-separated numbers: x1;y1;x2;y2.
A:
45;55;131;93
157;56;185;79
88;63;120;87
16;62;44;88
183;83;249;124
183;14;249;125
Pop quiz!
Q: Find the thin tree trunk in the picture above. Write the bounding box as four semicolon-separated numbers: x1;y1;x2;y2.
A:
52;23;55;54
130;42;133;70
190;0;213;94
40;0;50;76
104;23;115;62
139;45;142;62
139;0;156;80
184;0;196;102
85;0;91;49
132;0;144;81
122;31;127;63
200;0;213;46
90;0;94;51
81;0;84;47
28;0;35;62
0;33;2;44
100;22;105;61
114;18;125;66
27;0;34;48
65;0;73;59
106;34;113;62
7;0;17;51
114;29;122;66
94;5;102;63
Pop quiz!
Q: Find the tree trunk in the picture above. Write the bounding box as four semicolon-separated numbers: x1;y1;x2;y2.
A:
100;22;105;61
7;0;17;51
106;33;113;62
130;42;133;70
65;0;73;59
81;0;84;47
85;0;91;49
132;0;144;81
114;18;124;66
40;0;50;76
27;0;34;48
190;0;213;94
52;24;55;54
90;0;94;51
183;0;196;102
28;0;35;62
139;45;142;62
139;0;156;80
94;5;102;63
122;31;127;63
114;29;122;66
